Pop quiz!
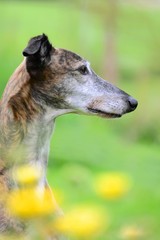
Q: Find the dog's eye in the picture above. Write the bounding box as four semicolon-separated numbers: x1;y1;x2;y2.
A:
78;65;89;75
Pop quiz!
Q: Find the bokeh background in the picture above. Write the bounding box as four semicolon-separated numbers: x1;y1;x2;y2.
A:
0;0;160;239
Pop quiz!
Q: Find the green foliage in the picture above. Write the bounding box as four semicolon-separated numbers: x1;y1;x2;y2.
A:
0;1;160;239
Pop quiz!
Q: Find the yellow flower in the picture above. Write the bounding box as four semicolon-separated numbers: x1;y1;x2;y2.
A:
95;172;132;199
120;225;144;239
54;206;106;237
7;187;56;219
14;164;42;185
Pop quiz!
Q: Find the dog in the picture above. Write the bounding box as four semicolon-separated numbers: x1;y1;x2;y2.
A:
0;34;138;235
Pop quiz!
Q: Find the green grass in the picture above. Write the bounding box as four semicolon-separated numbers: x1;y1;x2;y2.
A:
0;1;160;239
47;115;160;239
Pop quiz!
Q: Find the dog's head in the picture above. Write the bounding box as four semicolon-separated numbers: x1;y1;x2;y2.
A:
23;34;138;118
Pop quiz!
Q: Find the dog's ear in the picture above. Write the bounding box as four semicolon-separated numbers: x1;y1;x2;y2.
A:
23;34;54;75
23;34;53;57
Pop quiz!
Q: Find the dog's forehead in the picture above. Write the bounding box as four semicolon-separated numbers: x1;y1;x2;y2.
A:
59;48;82;61
51;48;87;71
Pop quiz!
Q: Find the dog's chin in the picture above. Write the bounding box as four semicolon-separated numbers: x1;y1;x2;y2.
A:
87;107;122;119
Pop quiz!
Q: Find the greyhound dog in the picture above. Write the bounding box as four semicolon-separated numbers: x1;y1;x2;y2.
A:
0;34;137;235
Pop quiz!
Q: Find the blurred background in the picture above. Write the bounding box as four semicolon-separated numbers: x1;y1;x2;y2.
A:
0;0;160;239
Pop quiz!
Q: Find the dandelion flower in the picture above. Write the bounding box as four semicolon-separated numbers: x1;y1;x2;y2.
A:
54;206;106;237
14;165;42;185
120;225;144;239
95;172;132;199
7;187;56;219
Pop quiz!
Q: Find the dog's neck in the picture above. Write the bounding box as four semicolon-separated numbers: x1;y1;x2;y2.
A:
21;107;71;182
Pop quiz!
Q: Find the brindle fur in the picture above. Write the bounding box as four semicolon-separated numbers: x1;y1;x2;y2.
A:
0;34;137;237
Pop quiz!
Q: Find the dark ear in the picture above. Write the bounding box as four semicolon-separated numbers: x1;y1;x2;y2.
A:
23;34;54;75
23;34;53;57
23;36;42;56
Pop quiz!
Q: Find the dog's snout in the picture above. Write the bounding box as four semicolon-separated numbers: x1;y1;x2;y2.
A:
128;96;138;111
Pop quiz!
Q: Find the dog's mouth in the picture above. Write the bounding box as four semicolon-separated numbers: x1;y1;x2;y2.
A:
87;108;121;118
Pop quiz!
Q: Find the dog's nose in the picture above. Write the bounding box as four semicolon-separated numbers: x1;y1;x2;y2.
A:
128;96;138;111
